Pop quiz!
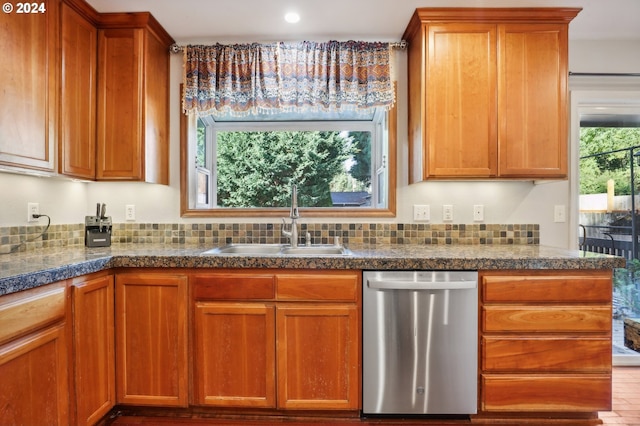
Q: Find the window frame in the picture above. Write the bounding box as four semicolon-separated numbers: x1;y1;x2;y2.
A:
179;88;397;218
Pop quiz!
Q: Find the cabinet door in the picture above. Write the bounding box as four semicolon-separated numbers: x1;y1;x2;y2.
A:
498;24;568;178
60;2;97;179
194;302;276;407
71;274;115;426
96;28;143;181
116;272;188;406
0;0;57;171
426;23;497;178
0;325;69;425
276;304;359;410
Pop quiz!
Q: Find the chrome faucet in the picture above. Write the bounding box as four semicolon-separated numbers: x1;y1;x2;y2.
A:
282;184;300;247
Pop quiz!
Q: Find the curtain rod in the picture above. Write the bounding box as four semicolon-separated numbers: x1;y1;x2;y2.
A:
569;72;640;77
169;40;407;54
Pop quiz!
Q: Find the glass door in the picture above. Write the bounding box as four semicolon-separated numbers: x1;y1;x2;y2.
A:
574;94;640;365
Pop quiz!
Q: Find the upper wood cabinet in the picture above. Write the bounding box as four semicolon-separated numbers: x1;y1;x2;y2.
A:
96;14;173;183
0;0;58;171
60;0;98;179
403;8;580;181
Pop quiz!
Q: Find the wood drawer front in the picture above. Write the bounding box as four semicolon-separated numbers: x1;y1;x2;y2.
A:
482;306;611;333
193;274;275;300
276;272;359;301
0;283;66;345
482;337;611;372
482;274;611;303
481;374;612;412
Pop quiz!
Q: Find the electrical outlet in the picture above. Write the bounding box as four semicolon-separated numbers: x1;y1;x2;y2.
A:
473;205;484;221
443;205;453;222
413;205;430;221
554;205;566;223
125;204;136;221
27;202;39;222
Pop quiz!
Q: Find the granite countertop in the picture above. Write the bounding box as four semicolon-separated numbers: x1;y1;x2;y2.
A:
0;243;626;296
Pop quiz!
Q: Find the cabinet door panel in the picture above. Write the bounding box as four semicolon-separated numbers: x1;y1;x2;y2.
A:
194;302;276;407
97;28;143;180
482;374;611;412
116;273;188;406
277;304;359;410
426;23;497;178
276;272;359;301
0;0;57;170
72;274;115;426
0;325;69;425
482;337;611;372
482;306;611;333
60;2;97;179
498;24;568;177
483;273;611;303
192;273;275;300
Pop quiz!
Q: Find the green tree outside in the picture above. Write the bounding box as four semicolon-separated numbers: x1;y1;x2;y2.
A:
216;131;354;207
580;127;640;195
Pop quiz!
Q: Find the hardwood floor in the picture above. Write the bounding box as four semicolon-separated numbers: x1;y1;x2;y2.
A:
599;366;640;426
109;367;640;426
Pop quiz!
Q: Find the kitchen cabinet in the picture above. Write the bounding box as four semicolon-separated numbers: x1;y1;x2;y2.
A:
0;0;58;171
192;270;361;411
403;8;580;181
96;14;173;183
70;271;115;426
0;281;69;425
479;270;612;414
115;271;189;407
59;0;99;179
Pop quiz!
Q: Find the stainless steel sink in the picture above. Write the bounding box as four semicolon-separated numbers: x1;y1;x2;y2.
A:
202;244;284;255
202;243;352;256
281;246;351;256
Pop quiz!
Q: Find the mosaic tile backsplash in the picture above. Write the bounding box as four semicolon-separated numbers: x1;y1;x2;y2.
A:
0;222;539;253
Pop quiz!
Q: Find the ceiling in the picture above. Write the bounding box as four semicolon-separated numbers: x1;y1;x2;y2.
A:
85;0;640;44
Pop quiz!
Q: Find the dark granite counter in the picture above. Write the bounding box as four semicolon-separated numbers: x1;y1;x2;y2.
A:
0;243;626;296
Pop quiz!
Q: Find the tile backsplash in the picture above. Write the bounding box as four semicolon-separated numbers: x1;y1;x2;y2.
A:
0;222;539;253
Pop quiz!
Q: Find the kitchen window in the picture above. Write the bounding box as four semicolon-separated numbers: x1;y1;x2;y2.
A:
180;104;396;217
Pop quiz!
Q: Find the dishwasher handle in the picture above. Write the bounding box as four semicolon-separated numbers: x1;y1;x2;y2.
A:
367;278;477;290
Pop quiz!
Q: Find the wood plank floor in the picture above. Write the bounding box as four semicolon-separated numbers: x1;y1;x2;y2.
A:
110;367;640;426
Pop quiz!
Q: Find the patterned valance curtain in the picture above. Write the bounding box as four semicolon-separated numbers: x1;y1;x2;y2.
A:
182;41;395;117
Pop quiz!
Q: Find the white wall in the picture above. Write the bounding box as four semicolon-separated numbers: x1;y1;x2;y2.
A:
2;40;639;248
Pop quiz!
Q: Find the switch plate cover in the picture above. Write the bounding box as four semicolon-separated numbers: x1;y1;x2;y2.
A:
554;205;566;223
413;205;430;221
125;205;136;221
443;205;453;221
473;205;484;221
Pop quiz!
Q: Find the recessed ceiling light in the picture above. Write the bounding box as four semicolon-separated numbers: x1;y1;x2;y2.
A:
284;12;300;24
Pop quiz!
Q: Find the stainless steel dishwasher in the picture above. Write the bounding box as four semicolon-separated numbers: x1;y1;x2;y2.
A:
362;270;478;416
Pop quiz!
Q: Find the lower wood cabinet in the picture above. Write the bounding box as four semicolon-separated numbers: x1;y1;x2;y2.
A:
70;272;115;426
0;281;69;425
115;271;189;407
479;270;612;414
192;270;361;411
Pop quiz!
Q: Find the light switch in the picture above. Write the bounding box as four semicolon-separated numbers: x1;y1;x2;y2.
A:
554;205;566;223
413;205;430;221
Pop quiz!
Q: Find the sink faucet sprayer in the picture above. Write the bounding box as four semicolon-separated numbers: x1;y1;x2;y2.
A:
282;184;300;247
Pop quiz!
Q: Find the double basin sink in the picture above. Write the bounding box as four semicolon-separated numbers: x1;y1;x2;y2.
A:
202;243;352;256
